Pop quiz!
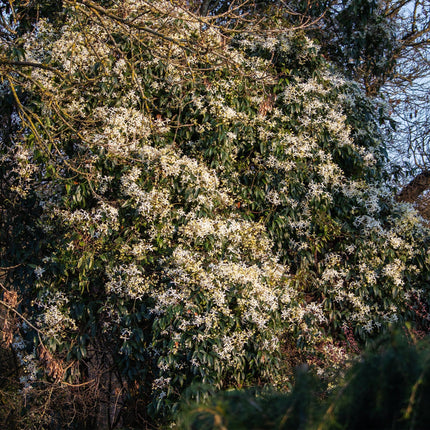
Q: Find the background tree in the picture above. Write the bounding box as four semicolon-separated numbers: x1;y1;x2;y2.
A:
312;0;430;211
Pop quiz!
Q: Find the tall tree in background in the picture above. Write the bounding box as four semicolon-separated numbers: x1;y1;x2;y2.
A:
382;1;430;215
312;0;430;207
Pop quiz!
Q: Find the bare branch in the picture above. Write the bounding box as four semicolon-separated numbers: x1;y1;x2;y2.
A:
0;58;66;77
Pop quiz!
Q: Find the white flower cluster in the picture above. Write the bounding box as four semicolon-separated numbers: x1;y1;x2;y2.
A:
106;264;154;300
35;291;77;338
10;0;429;407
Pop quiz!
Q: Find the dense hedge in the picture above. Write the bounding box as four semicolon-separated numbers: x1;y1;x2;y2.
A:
178;330;430;429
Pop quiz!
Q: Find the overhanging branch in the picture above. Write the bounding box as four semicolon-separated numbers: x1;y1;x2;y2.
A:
0;58;66;77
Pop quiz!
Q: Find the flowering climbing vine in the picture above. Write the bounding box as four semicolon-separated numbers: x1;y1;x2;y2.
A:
0;0;429;427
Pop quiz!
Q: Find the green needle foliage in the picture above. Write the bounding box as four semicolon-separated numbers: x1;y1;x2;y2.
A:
178;330;430;430
178;369;322;430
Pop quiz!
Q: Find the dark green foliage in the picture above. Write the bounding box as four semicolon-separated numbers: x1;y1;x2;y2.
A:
316;0;398;95
327;329;430;430
177;369;321;430
178;330;430;430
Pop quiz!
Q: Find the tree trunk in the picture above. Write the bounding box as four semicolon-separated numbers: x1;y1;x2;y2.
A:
396;170;430;203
